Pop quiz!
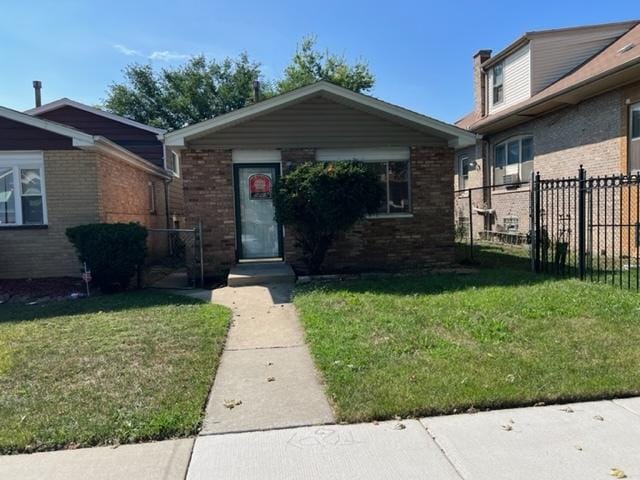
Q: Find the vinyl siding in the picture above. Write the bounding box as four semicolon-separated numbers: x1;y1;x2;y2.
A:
530;25;631;95
35;106;165;167
187;95;446;149
488;44;531;115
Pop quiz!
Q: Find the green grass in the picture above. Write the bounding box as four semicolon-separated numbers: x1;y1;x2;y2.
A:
0;291;230;454
295;244;640;422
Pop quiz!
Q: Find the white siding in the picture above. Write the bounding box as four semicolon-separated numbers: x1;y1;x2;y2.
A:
530;25;631;94
488;44;531;114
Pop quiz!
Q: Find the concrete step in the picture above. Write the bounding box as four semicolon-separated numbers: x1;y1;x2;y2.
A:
227;262;296;287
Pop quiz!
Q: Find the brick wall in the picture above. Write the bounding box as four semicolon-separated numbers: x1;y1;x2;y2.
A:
181;146;456;275
457;84;640;240
1;150;170;279
1;150;100;278
181;149;236;275
96;153;168;260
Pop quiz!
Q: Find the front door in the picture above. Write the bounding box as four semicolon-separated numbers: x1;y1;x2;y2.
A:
234;163;282;259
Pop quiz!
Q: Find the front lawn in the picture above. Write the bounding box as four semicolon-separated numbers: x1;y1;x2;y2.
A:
0;291;230;454
294;245;640;422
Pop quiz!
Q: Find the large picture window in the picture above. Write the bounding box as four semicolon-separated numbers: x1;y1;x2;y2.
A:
494;136;533;186
0;153;47;226
316;148;411;216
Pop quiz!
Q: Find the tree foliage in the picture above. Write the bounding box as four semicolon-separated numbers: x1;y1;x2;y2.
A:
276;36;374;94
104;54;261;130
103;37;375;130
273;162;384;274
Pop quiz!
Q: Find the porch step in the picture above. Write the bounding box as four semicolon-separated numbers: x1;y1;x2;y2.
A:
227;262;296;287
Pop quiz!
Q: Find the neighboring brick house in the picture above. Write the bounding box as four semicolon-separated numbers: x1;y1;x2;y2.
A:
0;100;179;279
163;81;476;275
454;20;640;242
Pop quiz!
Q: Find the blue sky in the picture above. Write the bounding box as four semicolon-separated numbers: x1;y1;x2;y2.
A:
0;1;637;123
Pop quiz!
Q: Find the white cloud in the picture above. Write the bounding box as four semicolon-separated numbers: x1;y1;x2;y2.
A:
148;50;190;61
113;44;141;56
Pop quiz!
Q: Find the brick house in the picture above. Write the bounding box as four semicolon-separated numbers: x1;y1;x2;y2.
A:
454;20;640;242
0;99;182;279
163;81;476;275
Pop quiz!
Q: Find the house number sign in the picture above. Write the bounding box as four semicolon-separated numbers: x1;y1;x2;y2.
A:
248;174;272;199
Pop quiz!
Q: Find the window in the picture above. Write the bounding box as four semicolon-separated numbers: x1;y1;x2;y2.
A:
0;153;46;226
365;161;410;214
629;103;640;172
492;63;504;105
503;216;519;233
458;154;470;190
494;136;533;186
167;151;180;176
315;148;410;216
148;182;156;213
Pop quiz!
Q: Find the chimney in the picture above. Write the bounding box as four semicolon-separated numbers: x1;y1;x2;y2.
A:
253;80;261;103
33;80;42;108
473;50;491;117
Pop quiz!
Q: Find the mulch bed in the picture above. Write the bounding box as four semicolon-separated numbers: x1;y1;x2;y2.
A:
0;277;87;304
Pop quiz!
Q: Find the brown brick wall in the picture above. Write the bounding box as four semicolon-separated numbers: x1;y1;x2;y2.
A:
181;149;236;275
181;146;456;275
1;150;100;278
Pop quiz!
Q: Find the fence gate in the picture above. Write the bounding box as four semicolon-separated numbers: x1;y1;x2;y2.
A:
532;167;640;291
146;223;204;288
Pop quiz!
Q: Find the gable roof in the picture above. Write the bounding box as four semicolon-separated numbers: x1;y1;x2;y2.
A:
163;81;478;148
481;20;638;70
26;98;165;135
462;23;640;134
0;106;169;178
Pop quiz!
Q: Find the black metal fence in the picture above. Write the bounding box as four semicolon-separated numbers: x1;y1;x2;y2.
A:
532;167;640;290
454;184;530;262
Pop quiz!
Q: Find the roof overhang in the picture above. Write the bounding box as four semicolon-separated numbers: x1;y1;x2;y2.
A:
162;81;478;149
472;57;640;135
26;98;165;135
0;106;169;179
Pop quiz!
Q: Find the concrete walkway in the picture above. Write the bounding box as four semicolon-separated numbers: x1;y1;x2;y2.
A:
188;398;640;479
202;282;335;434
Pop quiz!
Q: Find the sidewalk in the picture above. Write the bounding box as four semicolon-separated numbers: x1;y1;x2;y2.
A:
189;398;640;479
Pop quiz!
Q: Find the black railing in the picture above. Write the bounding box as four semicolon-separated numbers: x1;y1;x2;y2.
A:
532;167;640;291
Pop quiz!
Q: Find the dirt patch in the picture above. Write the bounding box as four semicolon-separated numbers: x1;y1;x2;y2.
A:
0;277;87;304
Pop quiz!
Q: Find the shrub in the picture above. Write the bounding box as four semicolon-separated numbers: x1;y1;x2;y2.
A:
273;161;384;273
66;223;148;292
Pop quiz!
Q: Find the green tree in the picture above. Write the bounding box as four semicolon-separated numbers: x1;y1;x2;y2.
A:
273;161;384;274
276;36;374;94
104;54;261;130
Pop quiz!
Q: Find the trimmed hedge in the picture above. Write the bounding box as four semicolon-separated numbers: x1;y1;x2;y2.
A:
66;223;148;292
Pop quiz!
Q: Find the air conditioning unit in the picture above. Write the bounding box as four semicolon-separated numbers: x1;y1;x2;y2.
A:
502;174;520;185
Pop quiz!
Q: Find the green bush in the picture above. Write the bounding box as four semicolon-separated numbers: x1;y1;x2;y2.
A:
66;223;148;292
273;161;384;273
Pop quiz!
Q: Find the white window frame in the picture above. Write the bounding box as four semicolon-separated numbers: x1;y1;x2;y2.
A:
457;154;470;190
167;151;180;177
492;62;504;106
630;102;640;141
315;148;412;218
493;136;534;186
0;151;48;227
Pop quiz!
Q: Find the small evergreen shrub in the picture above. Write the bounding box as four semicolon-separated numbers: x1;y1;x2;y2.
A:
66;223;148;292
